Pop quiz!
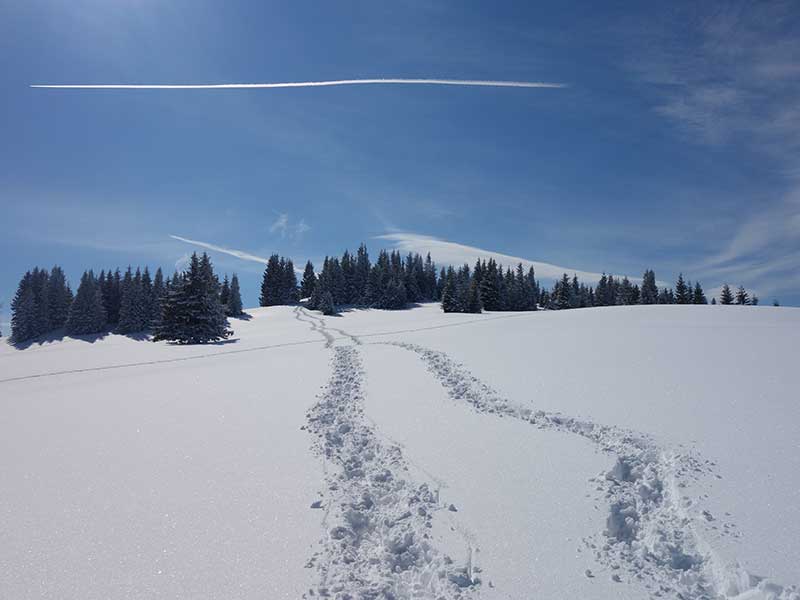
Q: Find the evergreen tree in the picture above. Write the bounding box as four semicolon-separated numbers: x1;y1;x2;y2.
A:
692;281;707;304
117;268;145;334
220;275;230;308
640;269;658;304
319;290;337;316
711;297;716;305
282;259;299;304
227;274;244;317
441;268;457;313
10;272;37;343
466;276;482;313
675;274;690;304
300;260;317;299
378;276;408;310
46;266;73;330
735;286;750;305
479;259;501;311
555;274;572;309
751;295;759;306
719;284;734;305
260;254;283;306
354;244;371;304
152;268;166;325
66;271;107;335
153;253;231;344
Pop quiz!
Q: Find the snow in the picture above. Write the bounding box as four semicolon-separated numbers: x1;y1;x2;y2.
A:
1;303;798;599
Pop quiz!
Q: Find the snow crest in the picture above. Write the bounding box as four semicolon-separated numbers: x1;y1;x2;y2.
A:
304;346;480;599
386;342;799;600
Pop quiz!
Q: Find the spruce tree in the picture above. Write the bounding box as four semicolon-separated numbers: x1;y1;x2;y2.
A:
153;253;231;344
151;268;166;325
735;286;749;305
466;276;482;313
317;291;336;315
441;268;457;313
220;275;230;308
720;284;734;305
259;254;282;306
228;274;244;317
675;274;690;304
10;272;37;343
692;281;707;304
640;270;658;304
479;259;501;311
300;260;317;299
66;271;107;335
555;274;571;309
46;266;73;330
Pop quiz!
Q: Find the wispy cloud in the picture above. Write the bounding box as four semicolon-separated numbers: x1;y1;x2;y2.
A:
376;232;652;284
629;4;800;301
269;213;311;239
269;213;290;236
170;235;269;264
30;78;566;90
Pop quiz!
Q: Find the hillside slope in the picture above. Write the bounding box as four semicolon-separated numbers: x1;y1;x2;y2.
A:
1;304;798;599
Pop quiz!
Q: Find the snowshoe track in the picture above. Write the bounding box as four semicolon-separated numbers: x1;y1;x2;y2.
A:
384;342;799;600
304;346;479;599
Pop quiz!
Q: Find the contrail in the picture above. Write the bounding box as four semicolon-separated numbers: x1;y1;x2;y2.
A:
170;235;269;264
30;78;565;90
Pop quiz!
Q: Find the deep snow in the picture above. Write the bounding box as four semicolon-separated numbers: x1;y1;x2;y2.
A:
1;303;798;599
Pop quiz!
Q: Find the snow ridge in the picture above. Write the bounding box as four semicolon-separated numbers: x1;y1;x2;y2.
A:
386;342;799;600
304;345;480;599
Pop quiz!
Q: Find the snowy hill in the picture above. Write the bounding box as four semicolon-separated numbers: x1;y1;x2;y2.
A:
1;304;798;599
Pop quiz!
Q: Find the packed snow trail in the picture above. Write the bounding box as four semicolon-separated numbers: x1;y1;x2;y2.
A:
378;342;799;600
303;346;479;599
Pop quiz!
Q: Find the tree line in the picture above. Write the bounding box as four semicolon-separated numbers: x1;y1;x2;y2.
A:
6;245;773;343
259;245;438;315
439;262;763;313
9;255;243;344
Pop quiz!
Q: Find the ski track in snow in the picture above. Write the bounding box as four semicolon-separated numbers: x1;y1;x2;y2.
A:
381;341;799;600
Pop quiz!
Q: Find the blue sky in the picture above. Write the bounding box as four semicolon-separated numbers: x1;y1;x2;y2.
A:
2;0;799;326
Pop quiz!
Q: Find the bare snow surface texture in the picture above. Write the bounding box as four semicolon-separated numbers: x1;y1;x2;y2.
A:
1;304;798;600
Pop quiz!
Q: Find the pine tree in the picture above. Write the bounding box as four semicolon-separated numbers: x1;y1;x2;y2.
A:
466;276;482;313
675;274;690;304
66;271;107;335
354;244;371;304
220;275;230;308
46;266;73;330
640;270;658;304
692;281;707;304
259;254;282;306
555;274;571;309
282;259;299;304
720;284;734;305
319;291;337;316
300;260;317;299
228;274;244;317
735;286;749;305
151;267;166;325
153;253;231;344
441;268;457;313
751;295;759;306
479;259;501;311
10;272;37;343
117;268;143;334
711;297;716;305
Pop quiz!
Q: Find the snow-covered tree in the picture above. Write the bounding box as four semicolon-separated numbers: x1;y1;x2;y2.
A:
735;286;750;305
720;284;734;305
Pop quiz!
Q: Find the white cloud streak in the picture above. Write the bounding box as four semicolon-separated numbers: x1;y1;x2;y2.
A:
170;235;269;264
30;78;566;90
376;233;652;285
